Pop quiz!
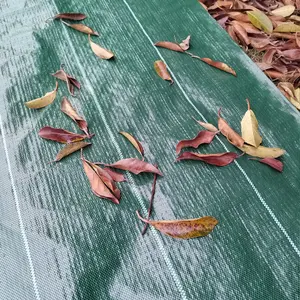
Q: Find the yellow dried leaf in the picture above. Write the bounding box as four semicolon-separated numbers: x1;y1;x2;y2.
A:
119;131;144;158
88;35;114;60
241;99;262;147
271;5;295;17
247;10;273;33
294;88;300;103
25;82;58;109
274;22;300;32
238;144;285;158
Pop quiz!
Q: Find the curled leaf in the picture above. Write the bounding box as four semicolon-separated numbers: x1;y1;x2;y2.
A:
241;99;262;147
103;167;127;182
39;126;88;143
238;144;285;158
61;20;99;36
218;109;244;147
82;156;120;204
55;141;91;162
61;97;90;136
176;152;239;167
119;131;144;158
192;117;218;132
271;5;295;17
154;41;184;52
249;157;283;172
274;22;300;32
89;35;114;60
200;58;236;76
99;158;163;176
176;131;217;155
25;82;58;109
179;35;191;51
52;13;87;21
154;60;173;84
136;211;218;239
247;9;273;33
52;67;80;95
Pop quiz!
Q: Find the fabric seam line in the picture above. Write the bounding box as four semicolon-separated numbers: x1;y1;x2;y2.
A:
121;0;300;258
0;115;41;300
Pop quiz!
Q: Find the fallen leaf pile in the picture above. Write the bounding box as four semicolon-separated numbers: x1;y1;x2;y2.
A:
22;9;287;241
199;0;300;110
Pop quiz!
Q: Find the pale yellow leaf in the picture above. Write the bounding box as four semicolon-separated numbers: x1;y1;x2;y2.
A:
241;99;262;147
192;117;218;132
238;144;285;158
247;10;273;33
274;22;300;32
89;35;114;60
271;5;295;17
25;82;58;109
294;88;300;103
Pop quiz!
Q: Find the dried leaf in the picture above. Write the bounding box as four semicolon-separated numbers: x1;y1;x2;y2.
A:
55;141;91;162
200;58;236;76
250;157;283;172
103;167;127;182
119;131;144;158
39;126;88;143
176;131;217;155
232;21;251;45
279;49;300;61
154;60;173;84
141;165;158;235
192;117;219;132
61;97;90;136
82;156;120;204
176;152;239;167
218;109;244;147
136;211;218;239
154;41;184;52
274;22;300;32
238;144;285;158
100;158;163;176
179;35;191;51
247;9;273;33
61;20;99;36
241;99;262;147
294;88;300;102
277;82;300;109
53;13;87;21
52;68;80;95
271;5;295;17
89;35;114;60
25;82;58;109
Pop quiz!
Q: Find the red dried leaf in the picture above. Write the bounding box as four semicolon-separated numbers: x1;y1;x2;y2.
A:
61;97;90;136
53;13;87;21
81;156;121;204
154;41;184;52
176;130;217;155
262;49;277;64
218;109;244;147
103;167;127;182
176;152;239;167
249;157;283;172
39;126;88;143
99;158;163;176
52;67;80;95
279;49;300;61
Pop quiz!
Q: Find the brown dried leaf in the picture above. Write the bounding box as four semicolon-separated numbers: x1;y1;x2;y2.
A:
89;35;114;60
154;60;173;84
154;41;184;52
192;117;219;132
61;20;99;36
238;144;285;158
119;131;144;158
53;13;87;21
201;58;236;76
55;141;91;162
103;167;127;182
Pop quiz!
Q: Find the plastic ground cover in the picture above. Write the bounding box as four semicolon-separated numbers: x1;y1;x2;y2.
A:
1;0;300;299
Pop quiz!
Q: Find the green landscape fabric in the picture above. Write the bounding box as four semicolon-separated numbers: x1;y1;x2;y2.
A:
0;0;299;299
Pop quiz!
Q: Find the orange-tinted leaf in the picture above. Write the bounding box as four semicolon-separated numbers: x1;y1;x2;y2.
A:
55;141;91;162
218;109;244;147
249;157;283;172
136;211;218;239
179;35;191;51
100;158;163;176
61;97;90;136
39;126;88;143
103;167;127;182
82;156;120;204
176;131;217;155
154;41;184;52
53;13;87;21
154;60;173;84
201;58;236;76
89;35;114;60
119;131;144;158
61;20;99;36
176;152;239;167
